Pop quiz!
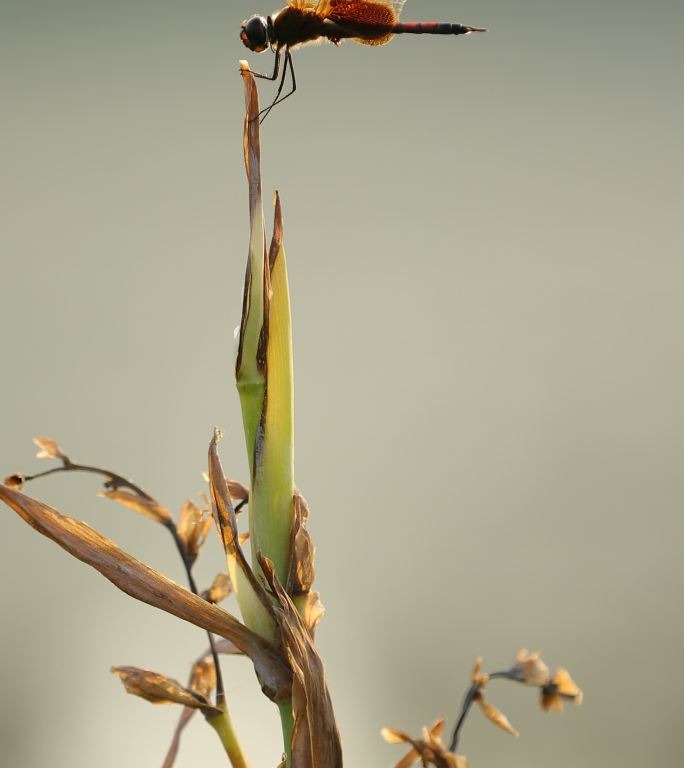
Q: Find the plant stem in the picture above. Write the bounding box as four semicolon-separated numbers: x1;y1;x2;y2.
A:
278;700;294;767
207;706;251;768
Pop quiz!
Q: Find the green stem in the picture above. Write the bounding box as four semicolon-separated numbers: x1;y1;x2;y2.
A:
207;706;250;768
278;699;294;767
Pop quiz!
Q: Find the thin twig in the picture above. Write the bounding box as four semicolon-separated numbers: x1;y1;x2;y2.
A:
448;671;512;753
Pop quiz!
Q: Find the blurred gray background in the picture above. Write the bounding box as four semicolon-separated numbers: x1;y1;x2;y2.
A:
1;0;683;766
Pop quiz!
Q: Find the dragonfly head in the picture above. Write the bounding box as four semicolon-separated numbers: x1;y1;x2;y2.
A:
240;15;271;53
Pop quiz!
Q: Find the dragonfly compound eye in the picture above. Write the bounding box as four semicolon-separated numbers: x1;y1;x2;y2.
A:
240;15;270;53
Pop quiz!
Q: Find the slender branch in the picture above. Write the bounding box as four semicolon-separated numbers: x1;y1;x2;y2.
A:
22;459;226;704
448;671;513;753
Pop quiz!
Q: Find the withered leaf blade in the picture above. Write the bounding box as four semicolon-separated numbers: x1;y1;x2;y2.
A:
0;484;291;702
178;499;212;563
111;665;219;714
33;436;70;463
99;489;173;525
287;490;315;598
202;572;232;604
300;591;325;635
259;555;342;768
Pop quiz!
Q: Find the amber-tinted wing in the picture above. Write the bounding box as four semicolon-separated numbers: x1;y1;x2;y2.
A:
326;0;405;46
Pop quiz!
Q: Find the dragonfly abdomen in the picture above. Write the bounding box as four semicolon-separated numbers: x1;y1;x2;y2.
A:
392;22;486;36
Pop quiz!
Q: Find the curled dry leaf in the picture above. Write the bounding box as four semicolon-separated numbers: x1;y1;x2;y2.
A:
111;665;219;715
33;436;70;463
287;490;315;598
473;691;518;737
0;484;291;702
99;489;173;525
299;591;325;635
382;719;468;768
202;572;233;604
259;555;342;768
178;499;213;563
541;667;583;712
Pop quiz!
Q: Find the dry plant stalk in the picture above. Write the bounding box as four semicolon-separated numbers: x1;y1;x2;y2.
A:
1;65;582;768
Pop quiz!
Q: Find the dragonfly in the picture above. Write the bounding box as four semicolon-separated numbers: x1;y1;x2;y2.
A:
240;1;486;121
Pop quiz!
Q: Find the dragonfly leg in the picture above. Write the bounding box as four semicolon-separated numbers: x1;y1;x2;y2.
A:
258;51;297;124
247;49;281;82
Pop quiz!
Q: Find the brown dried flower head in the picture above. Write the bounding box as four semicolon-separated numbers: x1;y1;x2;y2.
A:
382;719;469;768
3;474;25;490
178;499;213;563
509;649;551;686
541;667;583;712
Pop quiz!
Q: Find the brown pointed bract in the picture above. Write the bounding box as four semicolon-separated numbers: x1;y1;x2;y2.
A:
259;555;343;768
473;691;518;738
287;490;316;598
33;436;70;463
0;484;291;701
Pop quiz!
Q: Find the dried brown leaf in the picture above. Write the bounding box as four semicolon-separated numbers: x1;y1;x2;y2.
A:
111;665;218;713
178;499;212;563
33;436;70;463
202;572;232;604
0;484;291;701
287;490;315;598
99;489;173;525
473;691;518;737
299;591;325;635
259;555;342;768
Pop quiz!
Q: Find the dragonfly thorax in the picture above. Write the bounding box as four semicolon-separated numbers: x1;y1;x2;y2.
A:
240;15;274;53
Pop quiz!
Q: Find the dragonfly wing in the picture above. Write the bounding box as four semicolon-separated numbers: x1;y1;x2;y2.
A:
327;0;400;46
